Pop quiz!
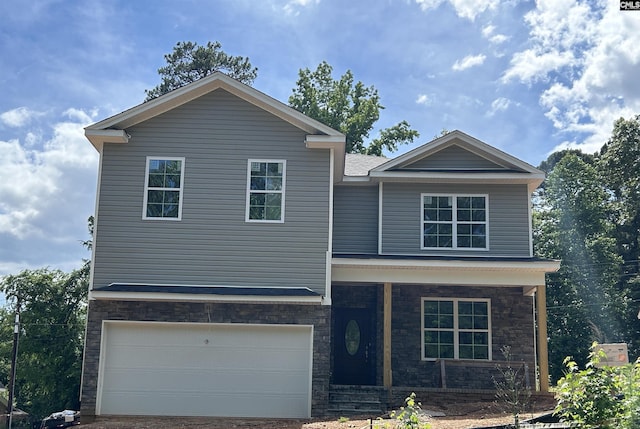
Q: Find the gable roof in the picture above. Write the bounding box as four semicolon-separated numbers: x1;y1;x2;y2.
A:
368;130;545;191
84;72;346;180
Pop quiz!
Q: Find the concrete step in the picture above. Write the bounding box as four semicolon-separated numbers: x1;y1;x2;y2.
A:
328;385;386;416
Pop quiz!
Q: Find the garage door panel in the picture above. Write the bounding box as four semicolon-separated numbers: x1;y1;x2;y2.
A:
102;391;311;418
99;322;312;418
103;367;310;393
105;346;311;371
106;343;311;369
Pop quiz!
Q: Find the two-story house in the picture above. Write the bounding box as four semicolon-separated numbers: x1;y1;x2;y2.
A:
81;73;559;420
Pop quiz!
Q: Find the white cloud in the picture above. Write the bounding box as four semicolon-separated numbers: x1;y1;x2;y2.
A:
41;108;97;167
0;139;59;238
482;24;509;44
0;261;33;278
502;50;576;83
502;0;599;83
487;97;514;116
0;107;44;127
416;0;499;21
416;94;432;105
283;0;319;16
504;0;640;153
0;109;97;239
452;54;486;71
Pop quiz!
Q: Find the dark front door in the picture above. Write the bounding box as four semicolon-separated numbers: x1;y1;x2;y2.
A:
333;307;376;385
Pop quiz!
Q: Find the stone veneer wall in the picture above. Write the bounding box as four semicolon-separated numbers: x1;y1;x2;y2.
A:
391;285;536;390
81;300;331;417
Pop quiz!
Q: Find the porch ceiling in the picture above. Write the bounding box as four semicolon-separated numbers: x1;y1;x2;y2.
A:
331;255;559;287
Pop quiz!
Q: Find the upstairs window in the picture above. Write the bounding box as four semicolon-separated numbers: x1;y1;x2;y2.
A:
422;194;488;250
143;157;185;220
422;298;491;360
246;160;286;222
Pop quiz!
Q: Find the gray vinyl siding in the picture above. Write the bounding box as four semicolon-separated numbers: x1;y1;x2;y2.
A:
93;89;330;294
333;185;378;254
401;145;505;170
381;183;531;257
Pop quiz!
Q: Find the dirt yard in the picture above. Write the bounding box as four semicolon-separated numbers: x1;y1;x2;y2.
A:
79;397;557;429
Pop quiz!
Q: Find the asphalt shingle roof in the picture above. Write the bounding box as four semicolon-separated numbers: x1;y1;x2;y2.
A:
344;153;388;176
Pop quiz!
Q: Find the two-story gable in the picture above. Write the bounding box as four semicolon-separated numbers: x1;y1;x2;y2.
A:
331;131;559;405
81;73;344;419
80;74;559;421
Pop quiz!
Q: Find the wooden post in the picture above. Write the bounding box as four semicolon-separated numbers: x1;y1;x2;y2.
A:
383;282;392;388
536;285;550;392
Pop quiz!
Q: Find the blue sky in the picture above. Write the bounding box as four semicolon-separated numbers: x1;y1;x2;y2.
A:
1;0;639;276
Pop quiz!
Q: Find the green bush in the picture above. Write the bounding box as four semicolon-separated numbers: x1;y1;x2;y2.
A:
554;343;640;428
389;393;430;429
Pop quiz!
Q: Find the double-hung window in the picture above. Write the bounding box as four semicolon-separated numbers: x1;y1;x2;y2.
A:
246;160;286;222
143;157;185;220
422;194;488;249
422;298;491;360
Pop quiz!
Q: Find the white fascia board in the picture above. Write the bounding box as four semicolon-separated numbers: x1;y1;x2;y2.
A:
331;259;559;287
331;257;560;272
340;176;373;183
371;130;543;176
368;170;545;187
304;135;346;146
85;72;344;138
305;135;346;183
89;290;322;304
84;129;129;152
332;265;546;286
368;170;545;181
222;80;342;136
331;257;560;286
85;79;218;131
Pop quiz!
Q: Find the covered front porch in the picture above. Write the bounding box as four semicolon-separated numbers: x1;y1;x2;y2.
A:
329;255;560;398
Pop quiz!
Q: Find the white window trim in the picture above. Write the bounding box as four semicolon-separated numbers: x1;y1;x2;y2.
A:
245;159;286;223
420;193;489;251
420;297;492;361
142;156;185;221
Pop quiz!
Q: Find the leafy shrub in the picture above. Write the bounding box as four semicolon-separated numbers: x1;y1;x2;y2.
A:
388;393;430;429
554;343;640;428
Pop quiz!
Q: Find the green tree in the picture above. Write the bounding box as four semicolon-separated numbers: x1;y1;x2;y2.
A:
599;115;640;355
145;41;258;101
288;61;419;154
80;215;94;251
535;152;627;381
0;265;89;420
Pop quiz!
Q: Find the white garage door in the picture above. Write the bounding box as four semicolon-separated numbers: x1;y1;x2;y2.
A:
97;322;313;418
